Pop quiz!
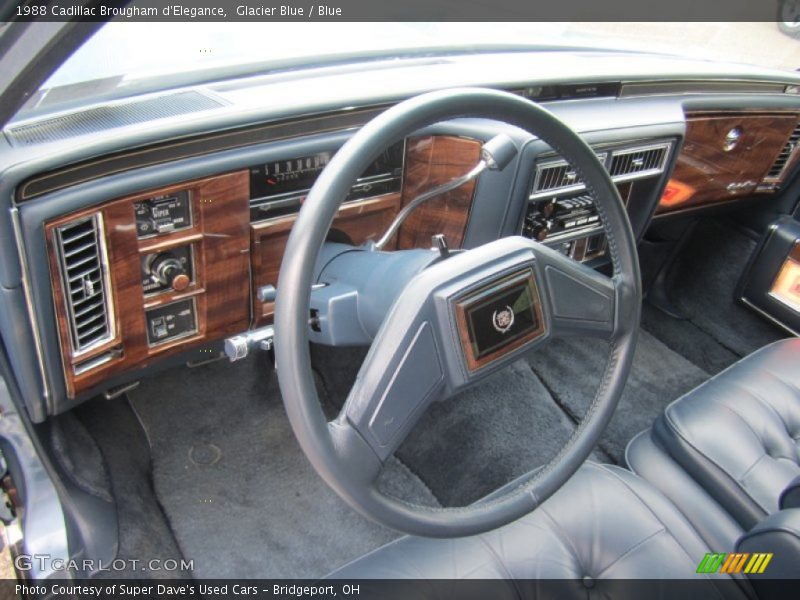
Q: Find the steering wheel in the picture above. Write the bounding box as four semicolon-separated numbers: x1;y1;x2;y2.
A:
275;88;641;538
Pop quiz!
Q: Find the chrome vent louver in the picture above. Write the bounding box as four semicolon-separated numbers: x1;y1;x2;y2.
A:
535;163;581;193
530;142;672;199
766;122;800;180
608;144;670;179
54;214;114;355
531;152;607;198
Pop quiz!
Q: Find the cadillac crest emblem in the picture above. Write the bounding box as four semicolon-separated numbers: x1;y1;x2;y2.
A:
492;306;515;333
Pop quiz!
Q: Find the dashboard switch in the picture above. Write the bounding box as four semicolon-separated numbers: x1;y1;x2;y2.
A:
151;316;168;340
134;191;192;238
145;298;197;346
432;234;450;258
151;254;188;291
257;284;277;303
141;245;193;295
223;326;275;362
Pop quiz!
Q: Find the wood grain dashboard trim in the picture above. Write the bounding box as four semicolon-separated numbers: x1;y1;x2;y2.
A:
20;107;387;201
396;135;482;250
249;134;482;326
46;171;250;397
46;133;485;394
657;110;800;214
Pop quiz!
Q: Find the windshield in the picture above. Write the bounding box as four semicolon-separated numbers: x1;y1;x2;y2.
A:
23;22;800;118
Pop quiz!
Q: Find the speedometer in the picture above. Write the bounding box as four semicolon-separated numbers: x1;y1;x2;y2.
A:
249;142;404;221
255;152;332;196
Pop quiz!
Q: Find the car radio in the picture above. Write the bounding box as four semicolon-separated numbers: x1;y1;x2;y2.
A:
523;194;601;241
522;194;606;262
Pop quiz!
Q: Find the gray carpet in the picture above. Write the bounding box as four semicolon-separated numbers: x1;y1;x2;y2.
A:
657;219;786;359
640;303;739;375
311;345;609;507
76;398;190;579
528;329;710;464
124;295;725;577
129;355;437;579
396;360;609;506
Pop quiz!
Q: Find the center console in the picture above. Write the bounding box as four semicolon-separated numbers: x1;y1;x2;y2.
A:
521;141;673;261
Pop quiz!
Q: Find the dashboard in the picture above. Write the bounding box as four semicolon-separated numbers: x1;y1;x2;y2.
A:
4;50;800;420
40;134;485;398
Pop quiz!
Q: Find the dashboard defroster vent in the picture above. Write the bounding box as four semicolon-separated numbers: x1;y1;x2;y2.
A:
766;122;800;180
54;214;115;355
6;91;223;146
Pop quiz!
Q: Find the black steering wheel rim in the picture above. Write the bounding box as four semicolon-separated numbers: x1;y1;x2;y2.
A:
275;87;641;537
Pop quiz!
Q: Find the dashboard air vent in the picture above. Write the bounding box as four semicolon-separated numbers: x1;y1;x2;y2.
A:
530;141;672;200
531;152;607;198
766;122;800;180
535;162;582;193
609;144;670;179
6;91;223;146
54;215;115;354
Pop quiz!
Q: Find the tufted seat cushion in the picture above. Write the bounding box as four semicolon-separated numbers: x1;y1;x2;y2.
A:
329;463;745;596
652;339;800;530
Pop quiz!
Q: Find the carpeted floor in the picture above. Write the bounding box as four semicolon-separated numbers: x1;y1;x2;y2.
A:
395;361;609;506
640;303;739;375
127;348;605;578
311;345;607;507
527;329;710;464
120;298;725;578
75;398;190;579
128;355;438;579
643;219;786;370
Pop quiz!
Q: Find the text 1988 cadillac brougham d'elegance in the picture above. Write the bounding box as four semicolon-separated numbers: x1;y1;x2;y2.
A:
0;9;799;599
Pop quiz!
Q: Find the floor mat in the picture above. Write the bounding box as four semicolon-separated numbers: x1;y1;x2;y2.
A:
528;329;710;464
129;356;437;579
